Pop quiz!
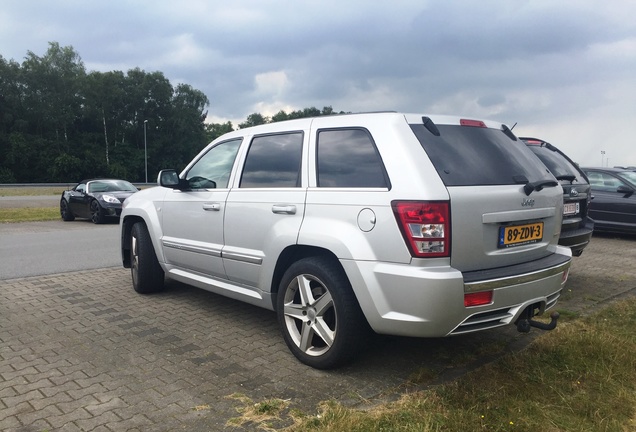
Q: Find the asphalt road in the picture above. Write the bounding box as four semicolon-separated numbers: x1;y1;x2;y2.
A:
0;220;121;280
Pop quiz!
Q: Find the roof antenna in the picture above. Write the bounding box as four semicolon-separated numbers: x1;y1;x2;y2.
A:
510;122;517;130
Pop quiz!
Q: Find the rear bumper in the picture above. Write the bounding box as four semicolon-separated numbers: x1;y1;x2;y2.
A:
558;220;594;256
342;247;572;338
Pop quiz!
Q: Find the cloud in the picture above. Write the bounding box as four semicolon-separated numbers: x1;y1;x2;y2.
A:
1;0;636;165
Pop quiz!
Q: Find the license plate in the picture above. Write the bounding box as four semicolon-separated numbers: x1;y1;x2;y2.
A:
563;202;579;216
498;222;544;248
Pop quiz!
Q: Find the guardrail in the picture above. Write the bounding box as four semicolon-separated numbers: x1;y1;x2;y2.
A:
0;183;152;188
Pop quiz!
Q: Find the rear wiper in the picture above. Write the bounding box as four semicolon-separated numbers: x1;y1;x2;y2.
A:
524;180;559;196
556;174;576;184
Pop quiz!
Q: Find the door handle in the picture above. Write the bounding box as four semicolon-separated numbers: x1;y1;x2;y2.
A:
203;203;221;211
272;204;296;215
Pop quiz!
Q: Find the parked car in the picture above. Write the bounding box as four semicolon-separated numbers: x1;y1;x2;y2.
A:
581;167;636;234
120;113;572;368
61;179;139;224
520;137;594;256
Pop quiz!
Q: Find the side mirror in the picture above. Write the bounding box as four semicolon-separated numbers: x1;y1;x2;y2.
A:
158;169;186;189
617;185;634;197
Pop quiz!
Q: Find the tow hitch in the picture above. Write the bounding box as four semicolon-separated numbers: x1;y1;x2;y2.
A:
515;305;560;333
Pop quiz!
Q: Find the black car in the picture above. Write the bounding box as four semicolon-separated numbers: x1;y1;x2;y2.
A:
521;137;594;256
60;179;139;224
581;167;636;234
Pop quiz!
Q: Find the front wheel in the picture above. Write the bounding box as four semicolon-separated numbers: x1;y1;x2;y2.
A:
277;256;368;369
90;200;105;224
130;222;165;294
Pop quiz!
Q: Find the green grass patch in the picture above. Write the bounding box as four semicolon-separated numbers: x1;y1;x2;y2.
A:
231;298;636;431
0;207;59;223
0;187;67;196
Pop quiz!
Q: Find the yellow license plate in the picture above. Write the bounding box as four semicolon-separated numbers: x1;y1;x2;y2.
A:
498;222;544;248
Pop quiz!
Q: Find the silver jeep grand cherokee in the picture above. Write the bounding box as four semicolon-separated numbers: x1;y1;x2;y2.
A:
120;112;571;369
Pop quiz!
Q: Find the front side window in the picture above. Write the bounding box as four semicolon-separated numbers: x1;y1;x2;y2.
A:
240;132;303;188
586;171;629;192
186;138;242;189
317;128;389;188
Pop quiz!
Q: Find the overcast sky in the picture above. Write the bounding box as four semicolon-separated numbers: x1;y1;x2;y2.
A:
1;0;635;167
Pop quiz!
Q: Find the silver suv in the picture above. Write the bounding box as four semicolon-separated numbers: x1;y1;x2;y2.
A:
120;112;572;368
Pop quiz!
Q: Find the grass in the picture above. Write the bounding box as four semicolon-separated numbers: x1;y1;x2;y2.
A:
228;297;636;431
0;207;59;223
0;186;64;222
0;186;66;196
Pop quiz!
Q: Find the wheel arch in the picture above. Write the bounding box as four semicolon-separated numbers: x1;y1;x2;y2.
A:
269;245;343;310
121;215;143;268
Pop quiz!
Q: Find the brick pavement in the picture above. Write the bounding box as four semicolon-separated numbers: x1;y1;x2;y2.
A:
1;234;635;431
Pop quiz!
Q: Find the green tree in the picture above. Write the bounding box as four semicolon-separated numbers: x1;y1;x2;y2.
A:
238;113;268;129
205;121;234;143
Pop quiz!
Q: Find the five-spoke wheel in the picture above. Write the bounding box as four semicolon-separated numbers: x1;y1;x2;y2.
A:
277;256;367;369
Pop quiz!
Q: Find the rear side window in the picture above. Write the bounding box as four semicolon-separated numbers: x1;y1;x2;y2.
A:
411;124;552;186
240;132;303;188
317;128;389;188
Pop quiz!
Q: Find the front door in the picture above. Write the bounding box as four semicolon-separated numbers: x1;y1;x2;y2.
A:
161;138;242;280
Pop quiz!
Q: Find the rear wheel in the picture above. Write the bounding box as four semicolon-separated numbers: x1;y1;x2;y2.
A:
60;199;75;221
130;222;165;294
276;256;367;369
90;200;105;224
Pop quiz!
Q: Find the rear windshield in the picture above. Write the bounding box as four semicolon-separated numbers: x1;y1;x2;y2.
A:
526;144;586;183
410;124;553;186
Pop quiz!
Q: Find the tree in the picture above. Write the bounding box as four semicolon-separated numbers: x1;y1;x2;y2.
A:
238;113;268;129
205;121;234;143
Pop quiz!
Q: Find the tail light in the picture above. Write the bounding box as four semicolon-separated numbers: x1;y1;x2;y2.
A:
464;291;493;307
392;201;450;258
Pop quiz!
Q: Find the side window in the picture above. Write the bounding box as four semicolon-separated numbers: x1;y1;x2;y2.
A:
590;172;622;192
317;128;389;188
186;138;242;189
240;132;303;188
75;183;86;193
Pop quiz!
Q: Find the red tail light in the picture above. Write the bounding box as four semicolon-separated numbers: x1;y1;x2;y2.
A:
464;291;493;307
392;201;450;258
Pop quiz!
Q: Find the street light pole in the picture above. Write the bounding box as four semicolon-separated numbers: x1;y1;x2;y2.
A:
144;120;148;183
601;150;605;167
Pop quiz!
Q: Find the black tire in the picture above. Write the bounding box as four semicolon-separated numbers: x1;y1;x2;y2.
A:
60;199;75;221
130;222;165;294
276;256;367;369
90;200;105;224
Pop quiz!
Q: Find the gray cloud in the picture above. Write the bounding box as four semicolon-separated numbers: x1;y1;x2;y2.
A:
1;0;635;165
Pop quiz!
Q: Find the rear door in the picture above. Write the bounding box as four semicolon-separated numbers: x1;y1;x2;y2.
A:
409;118;563;272
223;131;307;289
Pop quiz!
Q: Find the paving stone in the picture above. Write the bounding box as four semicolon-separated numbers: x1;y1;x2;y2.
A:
1;235;635;430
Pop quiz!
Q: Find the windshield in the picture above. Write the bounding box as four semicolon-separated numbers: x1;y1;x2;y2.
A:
526;145;584;183
88;180;138;193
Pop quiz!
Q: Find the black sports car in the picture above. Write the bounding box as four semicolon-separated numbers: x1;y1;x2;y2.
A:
60;179;139;224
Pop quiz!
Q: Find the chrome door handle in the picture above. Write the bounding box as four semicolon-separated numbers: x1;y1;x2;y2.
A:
203;203;221;211
272;204;296;215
